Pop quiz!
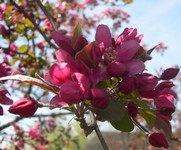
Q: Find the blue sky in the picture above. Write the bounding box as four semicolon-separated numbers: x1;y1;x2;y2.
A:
121;0;181;72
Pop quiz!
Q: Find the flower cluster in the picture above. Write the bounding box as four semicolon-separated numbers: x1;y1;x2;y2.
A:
43;24;179;148
0;23;179;149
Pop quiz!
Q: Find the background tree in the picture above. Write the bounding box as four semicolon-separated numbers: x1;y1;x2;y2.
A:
0;0;180;149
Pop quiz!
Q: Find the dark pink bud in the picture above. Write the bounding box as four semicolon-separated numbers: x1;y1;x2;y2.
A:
155;95;175;116
138;73;158;91
139;89;158;99
156;81;174;90
90;88;109;109
0;24;7;34
148;132;169;148
37;42;44;49
127;102;138;118
8;97;38;117
118;77;136;95
160;68;179;80
107;61;126;77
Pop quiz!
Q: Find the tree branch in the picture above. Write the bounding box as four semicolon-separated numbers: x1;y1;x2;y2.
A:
89;111;109;150
0;112;74;131
35;0;57;31
10;0;58;50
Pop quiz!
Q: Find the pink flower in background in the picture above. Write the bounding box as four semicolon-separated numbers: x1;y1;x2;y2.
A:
0;62;11;77
29;125;41;139
83;0;97;5
37;42;44;49
0;89;13;105
15;140;24;148
0;24;7;34
36;145;46;150
0;89;13;115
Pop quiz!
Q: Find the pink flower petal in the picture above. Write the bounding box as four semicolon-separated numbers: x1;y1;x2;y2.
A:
95;24;112;49
49;63;71;85
117;40;140;62
107;61;126;77
51;31;73;55
125;59;145;75
50;95;67;107
72;72;90;95
60;81;84;104
55;49;74;64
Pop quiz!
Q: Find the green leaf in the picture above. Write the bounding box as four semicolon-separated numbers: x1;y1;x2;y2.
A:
19;45;27;53
24;18;32;28
10;57;18;66
122;0;134;4
140;109;156;128
111;113;134;132
71;23;82;48
93;100;126;121
14;23;25;33
130;99;149;109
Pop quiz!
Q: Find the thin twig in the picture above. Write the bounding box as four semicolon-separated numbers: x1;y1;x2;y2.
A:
132;117;149;134
89;111;109;150
170;137;181;142
0;112;74;131
10;0;58;50
35;0;57;31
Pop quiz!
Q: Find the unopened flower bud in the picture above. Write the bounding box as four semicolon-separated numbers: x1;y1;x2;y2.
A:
90;88;109;109
148;132;169;148
127;102;138;118
160;68;179;80
9;97;38;117
118;77;136;95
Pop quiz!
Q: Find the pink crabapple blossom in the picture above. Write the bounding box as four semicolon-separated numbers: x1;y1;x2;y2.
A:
0;21;179;149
